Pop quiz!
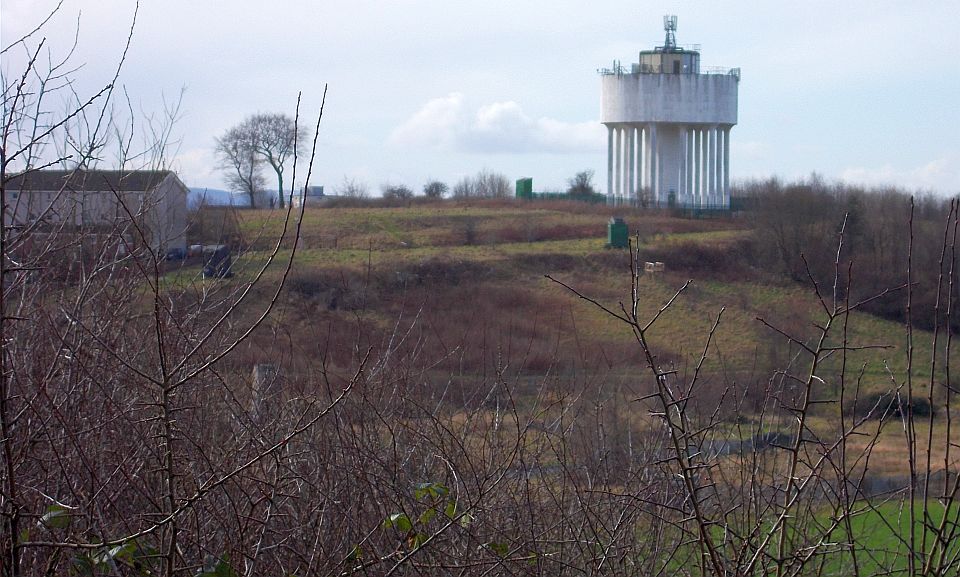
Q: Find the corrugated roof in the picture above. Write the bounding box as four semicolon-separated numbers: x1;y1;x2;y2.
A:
5;169;181;192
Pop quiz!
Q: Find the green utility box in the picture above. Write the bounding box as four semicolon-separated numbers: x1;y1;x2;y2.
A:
515;177;533;200
607;217;629;249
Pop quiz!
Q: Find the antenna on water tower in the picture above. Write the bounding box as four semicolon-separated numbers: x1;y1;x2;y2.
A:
663;15;677;49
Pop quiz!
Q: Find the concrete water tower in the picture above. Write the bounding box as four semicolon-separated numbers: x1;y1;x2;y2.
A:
601;15;740;209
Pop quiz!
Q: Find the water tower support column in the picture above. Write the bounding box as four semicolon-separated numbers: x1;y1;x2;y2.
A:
642;125;651;195
686;129;694;206
627;127;635;202
635;126;644;199
694;128;702;206
707;126;717;207
613;126;623;203
678;126;687;204
649;124;658;204
606;126;614;203
722;126;731;204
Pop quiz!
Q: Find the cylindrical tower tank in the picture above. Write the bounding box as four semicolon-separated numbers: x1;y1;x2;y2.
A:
601;15;740;210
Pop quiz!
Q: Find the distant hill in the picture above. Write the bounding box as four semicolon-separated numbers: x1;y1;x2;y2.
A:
188;187;249;207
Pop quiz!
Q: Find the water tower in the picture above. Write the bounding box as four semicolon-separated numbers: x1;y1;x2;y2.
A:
601;15;739;209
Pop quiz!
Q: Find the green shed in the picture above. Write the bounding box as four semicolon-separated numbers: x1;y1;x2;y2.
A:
607;217;628;248
515;177;533;200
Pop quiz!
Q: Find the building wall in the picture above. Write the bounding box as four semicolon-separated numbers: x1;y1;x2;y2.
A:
152;173;188;252
291;194;326;208
5;172;188;252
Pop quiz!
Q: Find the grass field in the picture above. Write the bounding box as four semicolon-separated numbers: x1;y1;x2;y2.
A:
819;500;960;575
182;200;959;484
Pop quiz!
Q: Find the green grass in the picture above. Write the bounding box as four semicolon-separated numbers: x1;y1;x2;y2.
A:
656;499;960;576
817;500;960;576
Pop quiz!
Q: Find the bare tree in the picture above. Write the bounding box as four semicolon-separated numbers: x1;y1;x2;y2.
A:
215;124;266;207
566;169;598;198
451;175;475;198
217;114;301;209
474;168;511;198
335;176;369;198
452;169;511;199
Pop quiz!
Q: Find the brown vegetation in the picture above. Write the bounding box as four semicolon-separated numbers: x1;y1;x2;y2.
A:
3;7;959;575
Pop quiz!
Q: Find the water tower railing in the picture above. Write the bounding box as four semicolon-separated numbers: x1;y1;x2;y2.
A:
598;65;740;79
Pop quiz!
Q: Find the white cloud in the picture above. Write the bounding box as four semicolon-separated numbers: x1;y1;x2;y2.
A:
840;152;960;194
388;93;465;150
389;93;605;154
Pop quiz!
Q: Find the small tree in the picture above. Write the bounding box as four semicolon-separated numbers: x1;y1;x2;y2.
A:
474;169;511;198
247;113;301;209
566;169;598;198
423;180;448;199
216;125;267;208
452;176;475;198
335;176;370;198
381;183;414;200
217;113;301;209
452;170;510;198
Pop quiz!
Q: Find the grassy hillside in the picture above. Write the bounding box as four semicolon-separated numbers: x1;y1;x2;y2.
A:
195;200;946;397
173;200;960;490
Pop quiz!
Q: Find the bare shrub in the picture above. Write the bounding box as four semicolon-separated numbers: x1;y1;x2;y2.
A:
334;175;370;198
381;183;414;201
452;169;511;199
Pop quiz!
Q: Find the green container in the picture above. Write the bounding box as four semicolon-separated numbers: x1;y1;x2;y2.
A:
607;217;628;248
515;177;533;199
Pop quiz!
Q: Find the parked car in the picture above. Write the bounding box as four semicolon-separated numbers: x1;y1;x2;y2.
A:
202;245;233;278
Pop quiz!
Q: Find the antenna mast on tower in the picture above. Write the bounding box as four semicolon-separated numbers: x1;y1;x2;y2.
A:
663;15;677;49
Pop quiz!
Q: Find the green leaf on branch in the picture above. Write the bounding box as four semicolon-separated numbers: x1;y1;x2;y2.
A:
383;512;413;533
418;507;436;525
411;532;428;549
444;500;457;520
93;541;138;566
482;541;509;558
39;504;71;530
413;482;448;501
198;554;237;577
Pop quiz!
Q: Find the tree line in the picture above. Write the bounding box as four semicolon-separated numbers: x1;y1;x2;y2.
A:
740;175;958;333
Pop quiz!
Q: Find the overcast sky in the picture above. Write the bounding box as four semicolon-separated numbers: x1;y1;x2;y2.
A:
3;0;958;195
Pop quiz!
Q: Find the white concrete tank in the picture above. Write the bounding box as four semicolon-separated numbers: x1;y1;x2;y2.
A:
601;16;740;209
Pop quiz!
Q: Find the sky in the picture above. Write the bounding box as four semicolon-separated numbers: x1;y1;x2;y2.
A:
3;0;959;196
